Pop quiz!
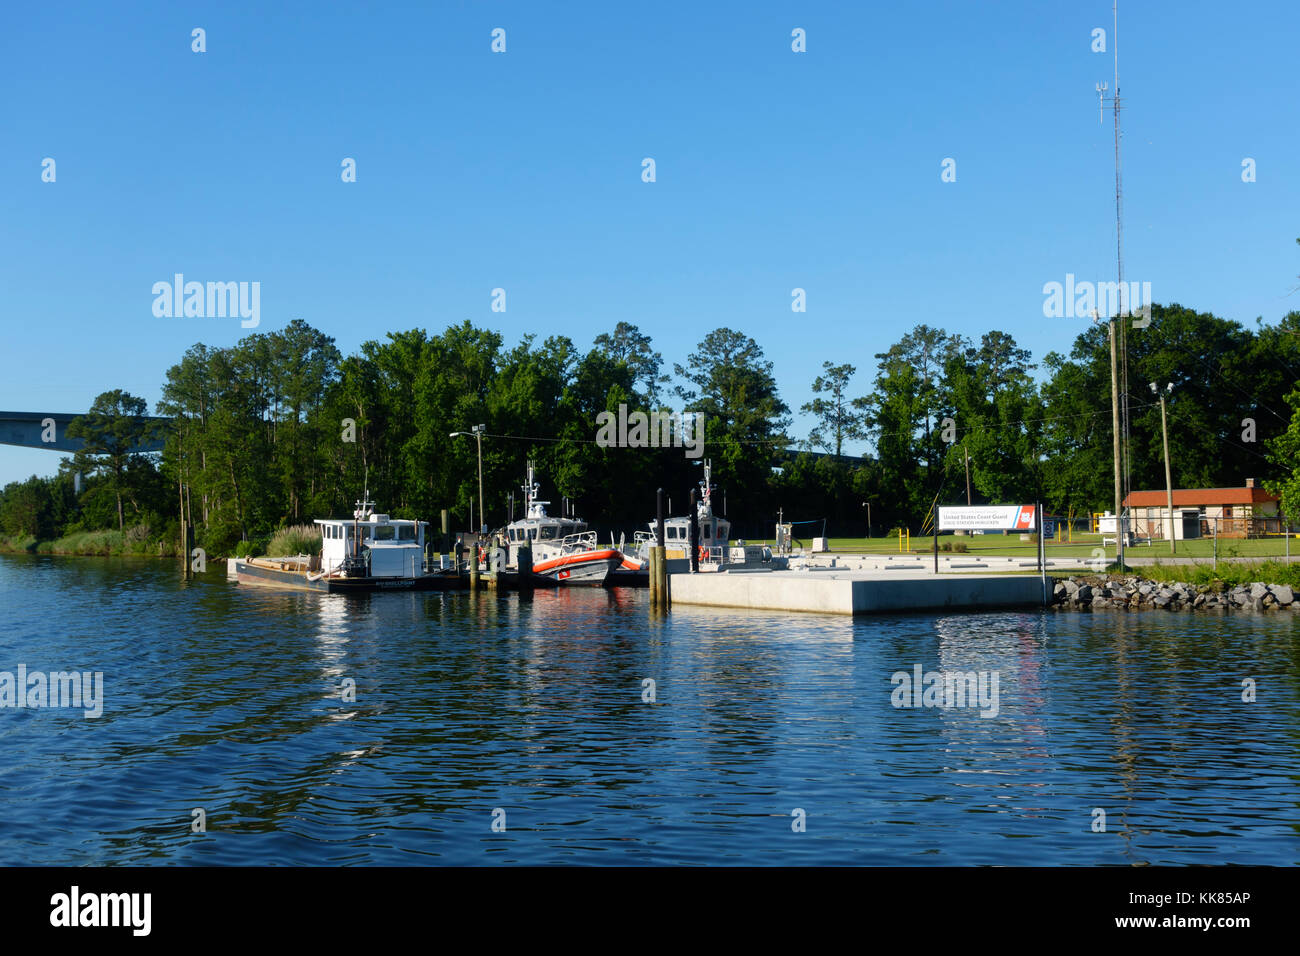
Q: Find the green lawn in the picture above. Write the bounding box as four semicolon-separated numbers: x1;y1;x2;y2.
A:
751;532;1300;560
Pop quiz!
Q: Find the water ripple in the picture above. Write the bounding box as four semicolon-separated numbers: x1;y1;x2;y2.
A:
1;554;1297;865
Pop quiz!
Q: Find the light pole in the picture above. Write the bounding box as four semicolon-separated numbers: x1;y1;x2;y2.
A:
450;424;487;534
1150;382;1175;554
863;501;872;539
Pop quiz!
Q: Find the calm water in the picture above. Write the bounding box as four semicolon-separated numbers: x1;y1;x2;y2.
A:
1;554;1297;865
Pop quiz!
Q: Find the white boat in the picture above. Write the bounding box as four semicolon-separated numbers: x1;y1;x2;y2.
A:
615;459;780;579
503;462;623;586
234;493;465;592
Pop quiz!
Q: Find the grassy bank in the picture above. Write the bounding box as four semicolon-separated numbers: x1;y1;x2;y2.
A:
749;533;1300;561
0;528;180;557
1126;560;1300;590
0;534;38;553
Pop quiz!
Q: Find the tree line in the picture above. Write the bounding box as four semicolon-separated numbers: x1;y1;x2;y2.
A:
3;305;1300;555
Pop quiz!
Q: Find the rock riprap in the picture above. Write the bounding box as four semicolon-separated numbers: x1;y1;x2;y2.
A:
1051;575;1298;612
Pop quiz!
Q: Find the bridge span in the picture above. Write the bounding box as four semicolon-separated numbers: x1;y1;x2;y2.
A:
0;411;168;454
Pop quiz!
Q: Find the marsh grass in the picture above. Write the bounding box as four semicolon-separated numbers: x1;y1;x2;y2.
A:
268;525;322;558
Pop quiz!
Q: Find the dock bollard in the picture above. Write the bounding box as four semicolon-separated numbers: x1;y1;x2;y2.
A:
648;547;659;604
469;541;480;591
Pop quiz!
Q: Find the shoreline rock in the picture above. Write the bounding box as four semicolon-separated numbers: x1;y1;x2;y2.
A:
1051;574;1298;612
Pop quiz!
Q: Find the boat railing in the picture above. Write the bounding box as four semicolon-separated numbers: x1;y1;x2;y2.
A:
558;531;598;554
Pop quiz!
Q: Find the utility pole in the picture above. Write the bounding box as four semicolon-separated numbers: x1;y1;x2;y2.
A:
1151;382;1175;554
963;446;972;505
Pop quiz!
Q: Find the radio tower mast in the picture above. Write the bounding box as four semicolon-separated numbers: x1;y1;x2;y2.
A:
1096;0;1133;569
1112;0;1133;530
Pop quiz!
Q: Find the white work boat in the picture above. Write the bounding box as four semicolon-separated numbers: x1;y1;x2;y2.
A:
234;493;464;592
504;463;623;586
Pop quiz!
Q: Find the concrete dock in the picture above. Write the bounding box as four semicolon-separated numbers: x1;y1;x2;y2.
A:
668;568;1048;615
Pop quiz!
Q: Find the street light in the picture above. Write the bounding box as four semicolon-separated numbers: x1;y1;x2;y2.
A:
450;424;487;534
1149;382;1175;555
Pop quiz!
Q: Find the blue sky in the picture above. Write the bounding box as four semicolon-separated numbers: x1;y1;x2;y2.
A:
2;0;1298;485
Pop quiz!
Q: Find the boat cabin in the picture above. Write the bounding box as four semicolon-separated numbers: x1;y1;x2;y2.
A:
506;510;587;544
315;512;427;578
655;514;730;550
651;458;730;558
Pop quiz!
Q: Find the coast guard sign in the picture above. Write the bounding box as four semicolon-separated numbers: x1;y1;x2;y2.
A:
938;505;1038;532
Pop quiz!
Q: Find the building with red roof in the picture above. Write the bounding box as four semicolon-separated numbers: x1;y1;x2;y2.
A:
1120;479;1284;539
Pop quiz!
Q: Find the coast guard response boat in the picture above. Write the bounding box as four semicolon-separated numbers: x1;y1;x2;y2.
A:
503;463;623;586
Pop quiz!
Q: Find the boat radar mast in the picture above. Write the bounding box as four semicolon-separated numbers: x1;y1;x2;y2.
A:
354;466;374;520
522;460;549;519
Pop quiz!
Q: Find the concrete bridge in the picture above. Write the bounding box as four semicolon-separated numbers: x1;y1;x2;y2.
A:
0;411;168;454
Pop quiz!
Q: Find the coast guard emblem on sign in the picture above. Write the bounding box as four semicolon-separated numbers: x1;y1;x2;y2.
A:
1015;506;1036;530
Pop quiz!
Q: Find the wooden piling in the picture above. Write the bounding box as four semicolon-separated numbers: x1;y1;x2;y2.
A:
648;545;669;610
655;546;669;608
651;487;669;610
517;544;534;591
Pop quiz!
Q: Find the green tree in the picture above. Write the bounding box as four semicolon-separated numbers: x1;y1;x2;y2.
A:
943;332;1042;505
801;361;868;457
593;322;669;405
66;390;163;532
1266;385;1300;525
673;327;790;519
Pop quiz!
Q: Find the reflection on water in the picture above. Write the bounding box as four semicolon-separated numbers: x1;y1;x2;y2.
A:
0;553;1297;865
